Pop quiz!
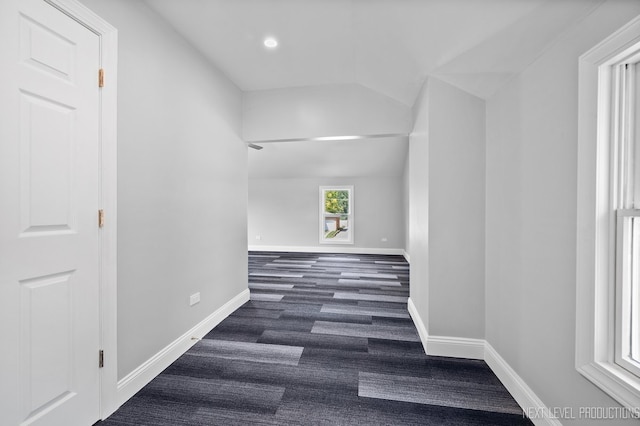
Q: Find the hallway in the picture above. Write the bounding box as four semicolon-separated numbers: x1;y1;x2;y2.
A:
100;253;530;425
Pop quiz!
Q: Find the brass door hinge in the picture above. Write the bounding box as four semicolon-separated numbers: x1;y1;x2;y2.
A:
98;209;105;228
98;68;105;88
99;350;104;368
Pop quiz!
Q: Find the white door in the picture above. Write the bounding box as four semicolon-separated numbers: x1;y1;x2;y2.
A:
0;0;101;425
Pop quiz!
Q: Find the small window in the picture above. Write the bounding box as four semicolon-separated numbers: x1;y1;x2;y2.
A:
319;186;353;244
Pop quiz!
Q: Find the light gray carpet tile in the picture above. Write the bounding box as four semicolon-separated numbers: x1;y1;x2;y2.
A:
189;339;304;366
333;292;408;303
272;259;317;264
250;272;304;278
310;262;384;270
279;310;373;325
336;278;402;287
321;304;410;319
358;372;523;415
342;272;399;279
258;329;369;352
250;293;284;301
265;263;313;268
230;307;283;319
248;283;295;290
318;257;360;262
311;320;420;342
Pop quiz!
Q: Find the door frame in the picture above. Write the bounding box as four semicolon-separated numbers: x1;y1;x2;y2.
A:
43;0;118;419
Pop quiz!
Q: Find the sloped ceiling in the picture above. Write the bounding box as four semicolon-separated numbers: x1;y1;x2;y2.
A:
145;0;603;105
143;0;605;178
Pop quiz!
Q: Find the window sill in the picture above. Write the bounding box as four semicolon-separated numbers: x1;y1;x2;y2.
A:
577;361;640;414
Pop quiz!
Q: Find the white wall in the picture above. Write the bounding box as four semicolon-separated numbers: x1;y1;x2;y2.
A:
428;78;485;338
409;77;485;339
485;0;640;423
243;84;412;142
409;82;430;322
248;177;405;252
402;147;411;257
79;0;248;380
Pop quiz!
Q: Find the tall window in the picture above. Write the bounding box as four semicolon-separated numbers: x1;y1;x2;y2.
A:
615;60;640;380
319;186;353;244
576;16;640;413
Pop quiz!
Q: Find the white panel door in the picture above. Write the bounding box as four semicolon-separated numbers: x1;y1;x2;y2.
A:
0;0;101;425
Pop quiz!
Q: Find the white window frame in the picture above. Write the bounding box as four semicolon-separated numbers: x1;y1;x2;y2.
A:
576;14;640;412
319;186;354;245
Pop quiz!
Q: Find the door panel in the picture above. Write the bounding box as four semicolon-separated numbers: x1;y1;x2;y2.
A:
20;91;77;235
0;0;101;425
20;271;75;418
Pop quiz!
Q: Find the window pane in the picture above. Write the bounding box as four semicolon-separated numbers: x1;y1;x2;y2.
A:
324;190;349;214
634;63;640;208
631;216;640;362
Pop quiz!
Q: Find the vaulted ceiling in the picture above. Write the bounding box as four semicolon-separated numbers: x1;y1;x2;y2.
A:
143;0;605;178
145;0;603;104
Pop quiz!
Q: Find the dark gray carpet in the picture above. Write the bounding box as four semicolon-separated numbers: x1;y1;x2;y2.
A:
99;252;533;425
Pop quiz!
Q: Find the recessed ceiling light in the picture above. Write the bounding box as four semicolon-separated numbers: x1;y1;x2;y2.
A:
264;37;278;49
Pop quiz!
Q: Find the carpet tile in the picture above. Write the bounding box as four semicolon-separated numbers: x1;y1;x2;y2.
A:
311;320;422;342
189;339;304;366
320;303;410;318
333;291;408;303
358;372;522;415
99;251;532;425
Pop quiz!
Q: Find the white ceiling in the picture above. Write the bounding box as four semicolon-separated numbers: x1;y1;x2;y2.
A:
144;0;604;178
145;0;603;104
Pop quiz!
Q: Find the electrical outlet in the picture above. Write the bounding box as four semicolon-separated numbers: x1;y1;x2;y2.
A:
189;292;200;306
255;235;262;240
381;237;388;242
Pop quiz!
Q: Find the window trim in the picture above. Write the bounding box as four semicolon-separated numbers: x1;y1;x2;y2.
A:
576;14;640;411
319;185;354;245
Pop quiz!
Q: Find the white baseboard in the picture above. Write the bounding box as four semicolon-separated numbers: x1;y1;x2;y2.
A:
426;335;485;360
248;245;405;256
484;343;562;426
408;298;555;424
407;298;428;355
407;298;483;360
402;250;410;263
116;289;250;407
